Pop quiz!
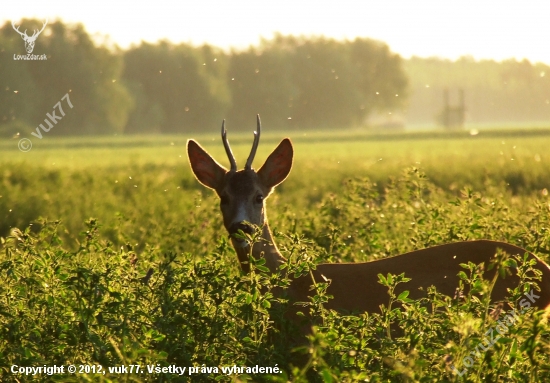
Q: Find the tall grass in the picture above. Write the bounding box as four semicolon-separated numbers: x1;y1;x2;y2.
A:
1;130;550;381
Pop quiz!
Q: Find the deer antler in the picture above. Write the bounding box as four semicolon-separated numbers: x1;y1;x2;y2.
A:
245;115;261;170
221;120;237;172
11;21;28;38
31;19;48;38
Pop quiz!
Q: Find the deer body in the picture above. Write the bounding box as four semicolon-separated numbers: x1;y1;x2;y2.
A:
298;241;550;314
187;116;550;320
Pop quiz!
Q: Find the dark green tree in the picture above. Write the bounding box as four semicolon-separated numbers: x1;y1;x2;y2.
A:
226;35;407;130
122;41;229;133
0;21;44;136
0;19;132;136
226;37;296;130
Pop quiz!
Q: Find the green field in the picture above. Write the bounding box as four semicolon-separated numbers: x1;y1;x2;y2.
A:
2;128;550;381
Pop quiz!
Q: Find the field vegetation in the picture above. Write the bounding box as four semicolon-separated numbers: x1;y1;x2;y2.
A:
1;129;550;381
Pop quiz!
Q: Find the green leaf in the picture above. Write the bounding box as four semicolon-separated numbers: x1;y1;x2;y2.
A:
255;264;270;273
397;290;410;300
321;369;333;383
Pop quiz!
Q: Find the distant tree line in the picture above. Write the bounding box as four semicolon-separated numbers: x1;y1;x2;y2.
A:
404;56;550;126
2;19;550;136
0;19;406;136
1;20;132;136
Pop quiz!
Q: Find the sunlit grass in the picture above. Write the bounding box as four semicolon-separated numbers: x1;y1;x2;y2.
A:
2;127;550;381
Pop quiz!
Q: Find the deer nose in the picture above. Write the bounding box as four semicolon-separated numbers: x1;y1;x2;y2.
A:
228;222;254;236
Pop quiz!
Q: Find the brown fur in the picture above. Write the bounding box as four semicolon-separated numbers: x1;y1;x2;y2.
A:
291;241;550;314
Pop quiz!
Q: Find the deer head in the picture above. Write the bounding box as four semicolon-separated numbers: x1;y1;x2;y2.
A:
12;19;48;54
187;115;293;254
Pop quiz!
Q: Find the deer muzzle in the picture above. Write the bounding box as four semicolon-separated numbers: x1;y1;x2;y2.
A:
228;222;254;240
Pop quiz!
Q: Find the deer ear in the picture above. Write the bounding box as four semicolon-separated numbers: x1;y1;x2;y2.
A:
187;140;227;190
258;138;293;189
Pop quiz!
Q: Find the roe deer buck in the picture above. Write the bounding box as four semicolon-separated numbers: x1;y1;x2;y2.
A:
187;115;550;320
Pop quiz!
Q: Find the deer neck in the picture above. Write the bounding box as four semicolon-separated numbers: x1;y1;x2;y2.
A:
231;221;286;274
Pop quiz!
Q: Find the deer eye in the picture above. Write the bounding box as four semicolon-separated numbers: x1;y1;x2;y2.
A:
220;195;229;205
255;194;264;204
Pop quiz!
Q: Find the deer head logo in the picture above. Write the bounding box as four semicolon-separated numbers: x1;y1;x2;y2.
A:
12;19;48;54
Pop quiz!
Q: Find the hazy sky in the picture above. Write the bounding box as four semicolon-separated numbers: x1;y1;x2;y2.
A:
3;1;550;64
